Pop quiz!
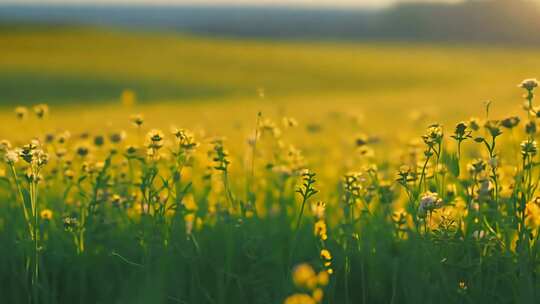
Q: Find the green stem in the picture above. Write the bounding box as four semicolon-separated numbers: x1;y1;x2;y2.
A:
9;164;33;238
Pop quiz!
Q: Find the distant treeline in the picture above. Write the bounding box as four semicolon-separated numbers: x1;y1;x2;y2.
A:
0;0;539;44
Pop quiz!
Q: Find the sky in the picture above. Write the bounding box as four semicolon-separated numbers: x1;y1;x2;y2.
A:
0;0;464;9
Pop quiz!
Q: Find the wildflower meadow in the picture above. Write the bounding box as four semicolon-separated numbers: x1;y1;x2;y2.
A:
2;76;540;303
2;27;540;304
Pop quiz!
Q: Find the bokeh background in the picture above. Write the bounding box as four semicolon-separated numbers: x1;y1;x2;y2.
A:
0;0;540;142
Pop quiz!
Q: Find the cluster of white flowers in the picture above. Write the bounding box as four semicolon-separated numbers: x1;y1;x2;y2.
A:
418;191;442;218
5;149;19;164
1;139;49;168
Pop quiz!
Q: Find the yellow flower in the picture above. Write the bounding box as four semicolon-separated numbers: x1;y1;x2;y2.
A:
311;201;326;219
33;104;49;119
292;263;316;289
130;114;144;127
15;106;28;120
317;271;329;286
76;143;90;157
109;131;126;144
146;129;165;150
526;200;540;228
314;220;327;241
125;145;139;156
312;288;323;303
40;209;53;220
320;249;332;261
283;293;316;304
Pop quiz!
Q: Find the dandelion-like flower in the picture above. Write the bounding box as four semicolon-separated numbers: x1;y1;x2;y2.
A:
519;78;539;91
467;159;487;175
422;124;443;147
76;144;90;157
109;131;126;144
526;120;537;136
171;127;198;150
501;116;520;129
40;209;53;220
93;135;105;147
468;117;482;131
130;114;144;127
57;131;71;144
484;120;502;138
521;139;537;157
15;106;28;120
33;104;49;119
4;149;19;164
125;145;138;156
451;122;472;142
355;133;369;147
19;142;39;164
146;129;165;150
418;191;442;218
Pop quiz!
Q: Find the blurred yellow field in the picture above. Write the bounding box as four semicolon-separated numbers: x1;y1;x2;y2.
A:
1;28;539;126
1;28;538;171
2;22;540;304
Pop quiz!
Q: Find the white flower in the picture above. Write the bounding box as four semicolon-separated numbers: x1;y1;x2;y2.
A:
4;149;19;164
36;150;49;167
418;191;442;217
519;78;539;91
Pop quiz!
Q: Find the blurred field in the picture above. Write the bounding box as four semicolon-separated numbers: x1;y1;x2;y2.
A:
3;26;540;304
1;27;539;183
1;27;539;123
0;28;537;153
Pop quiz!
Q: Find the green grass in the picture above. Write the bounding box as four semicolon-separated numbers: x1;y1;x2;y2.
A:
0;70;228;104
